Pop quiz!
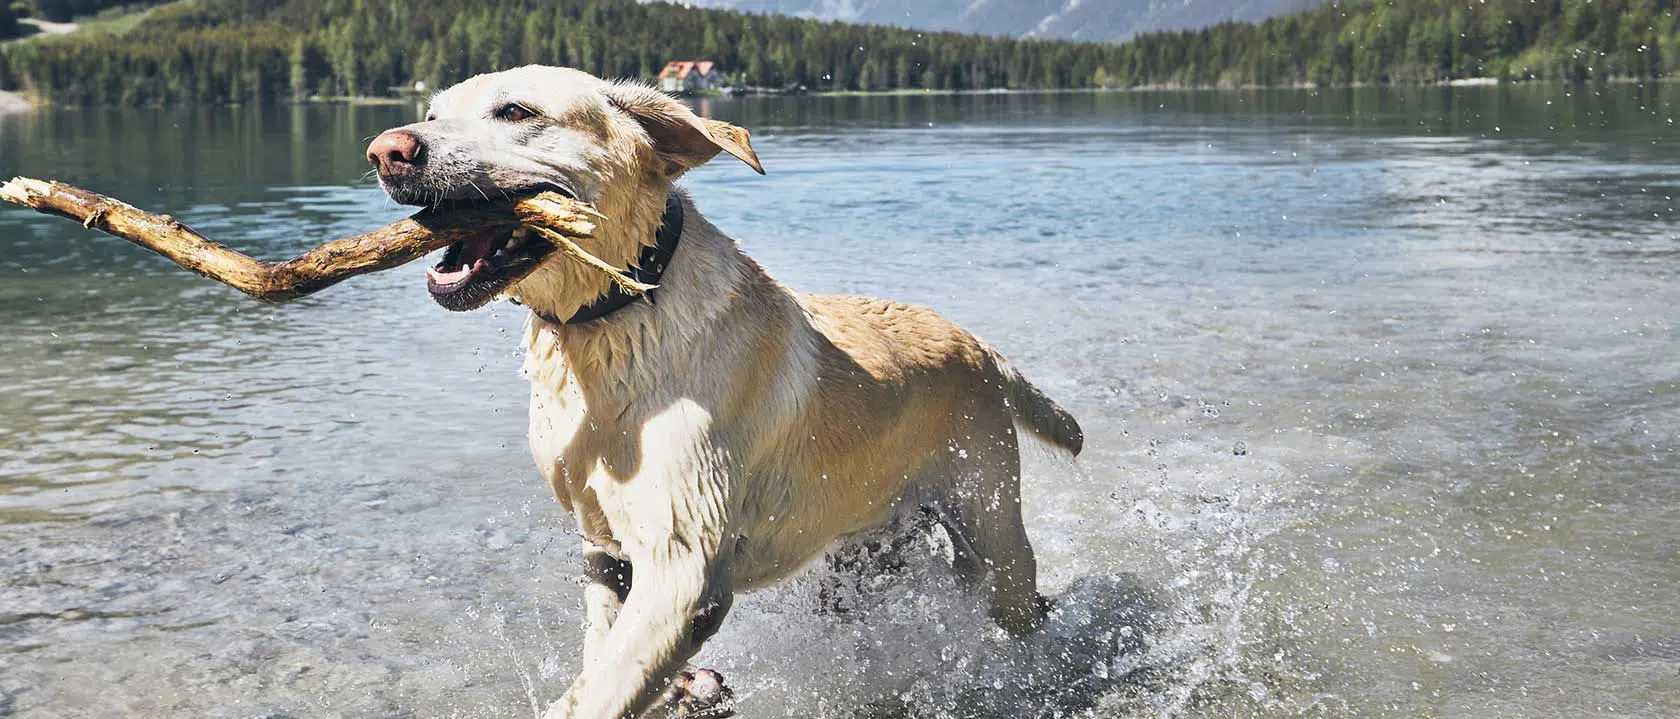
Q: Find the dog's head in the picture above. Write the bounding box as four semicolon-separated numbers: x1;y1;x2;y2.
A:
366;65;761;315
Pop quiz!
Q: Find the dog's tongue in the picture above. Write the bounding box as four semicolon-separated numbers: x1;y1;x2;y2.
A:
427;235;497;286
427;261;479;285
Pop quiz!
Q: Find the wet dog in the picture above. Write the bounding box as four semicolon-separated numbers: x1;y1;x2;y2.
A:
365;65;1083;719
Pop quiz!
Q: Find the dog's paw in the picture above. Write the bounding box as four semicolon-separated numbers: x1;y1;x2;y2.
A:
661;669;735;719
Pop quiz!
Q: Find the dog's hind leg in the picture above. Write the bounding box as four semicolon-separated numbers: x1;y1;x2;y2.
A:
922;405;1047;636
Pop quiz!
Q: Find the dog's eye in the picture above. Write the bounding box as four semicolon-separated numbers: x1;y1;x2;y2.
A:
494;103;536;122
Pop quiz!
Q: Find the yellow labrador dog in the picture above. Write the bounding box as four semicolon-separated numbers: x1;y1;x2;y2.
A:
365;66;1083;719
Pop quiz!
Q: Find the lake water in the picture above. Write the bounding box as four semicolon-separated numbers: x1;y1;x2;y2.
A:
1;85;1677;718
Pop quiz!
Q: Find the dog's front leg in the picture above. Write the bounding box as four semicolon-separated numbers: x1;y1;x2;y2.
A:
545;545;733;719
544;403;736;719
581;543;632;670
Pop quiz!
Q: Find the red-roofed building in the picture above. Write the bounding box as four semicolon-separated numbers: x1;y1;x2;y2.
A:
658;60;725;93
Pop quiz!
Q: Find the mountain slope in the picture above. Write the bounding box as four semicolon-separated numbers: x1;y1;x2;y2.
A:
668;0;1329;42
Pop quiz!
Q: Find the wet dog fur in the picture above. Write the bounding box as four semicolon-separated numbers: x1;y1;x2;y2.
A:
367;65;1083;719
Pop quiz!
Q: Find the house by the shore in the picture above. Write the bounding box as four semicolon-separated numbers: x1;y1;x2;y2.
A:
658;61;724;94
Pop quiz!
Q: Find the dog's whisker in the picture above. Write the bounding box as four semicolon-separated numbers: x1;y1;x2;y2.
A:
467;180;492;202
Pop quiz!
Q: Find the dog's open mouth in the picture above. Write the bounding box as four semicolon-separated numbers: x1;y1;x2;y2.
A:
424;184;571;312
426;226;555;311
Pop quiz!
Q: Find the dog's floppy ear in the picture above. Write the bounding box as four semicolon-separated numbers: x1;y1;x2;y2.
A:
604;82;764;176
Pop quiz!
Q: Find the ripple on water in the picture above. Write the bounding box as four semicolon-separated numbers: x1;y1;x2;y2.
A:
3;88;1680;717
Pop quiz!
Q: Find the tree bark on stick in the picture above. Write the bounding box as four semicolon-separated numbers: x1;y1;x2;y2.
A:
0;176;598;303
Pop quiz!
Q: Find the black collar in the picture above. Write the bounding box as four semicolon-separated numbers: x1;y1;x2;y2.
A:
531;191;684;326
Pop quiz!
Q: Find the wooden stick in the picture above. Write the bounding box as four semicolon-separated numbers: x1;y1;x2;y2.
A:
531;225;657;296
0;176;599;303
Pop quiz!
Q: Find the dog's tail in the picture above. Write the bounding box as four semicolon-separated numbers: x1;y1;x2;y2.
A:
986;348;1084;456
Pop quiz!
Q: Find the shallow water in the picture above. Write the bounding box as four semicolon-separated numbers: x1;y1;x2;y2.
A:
1;85;1677;718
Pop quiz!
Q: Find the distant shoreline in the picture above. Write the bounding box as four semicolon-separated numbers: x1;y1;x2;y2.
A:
302;95;415;105
661;76;1672;99
2;76;1666;112
359;77;1672;103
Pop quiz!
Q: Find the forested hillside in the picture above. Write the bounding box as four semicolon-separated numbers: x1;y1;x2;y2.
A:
0;0;1127;104
1115;0;1678;86
0;0;1673;106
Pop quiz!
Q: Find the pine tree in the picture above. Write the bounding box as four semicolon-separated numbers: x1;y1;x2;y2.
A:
289;36;310;100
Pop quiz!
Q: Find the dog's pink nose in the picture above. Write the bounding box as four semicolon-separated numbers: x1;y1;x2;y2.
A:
366;130;423;169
